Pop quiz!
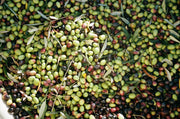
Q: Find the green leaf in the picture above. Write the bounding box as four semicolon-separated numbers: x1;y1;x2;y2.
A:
164;19;174;27
169;35;180;43
132;28;140;40
37;11;50;20
4;3;18;19
39;100;47;119
174;20;180;27
110;11;122;16
169;30;180;38
75;0;88;2
64;0;70;7
121;3;124;16
162;0;166;13
161;58;173;65
120;17;130;25
99;39;107;59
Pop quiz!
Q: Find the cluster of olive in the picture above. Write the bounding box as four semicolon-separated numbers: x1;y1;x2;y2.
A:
0;0;180;119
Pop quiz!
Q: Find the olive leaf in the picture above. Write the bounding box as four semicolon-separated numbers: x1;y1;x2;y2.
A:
4;3;18;19
169;35;180;43
0;31;9;34
162;0;166;13
64;0;69;7
7;72;19;83
49;16;58;20
52;34;62;48
174;20;180;27
0;39;5;43
108;34;113;41
98;4;108;7
39;100;47;119
132;28;140;40
161;58;173;65
164;19;174;27
74;14;86;22
27;34;35;45
28;27;39;33
120;17;130;25
164;67;172;81
48;25;51;39
44;37;48;48
25;23;44;26
103;68;112;79
0;52;7;60
169;30;180;38
75;0;88;2
37;11;50;20
121;3;124;16
110;11;122;16
99;39;107;59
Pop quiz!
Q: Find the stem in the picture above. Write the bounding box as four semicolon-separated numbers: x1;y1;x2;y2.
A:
133;114;146;119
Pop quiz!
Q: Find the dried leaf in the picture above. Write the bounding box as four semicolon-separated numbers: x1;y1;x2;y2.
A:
75;0;88;2
12;57;19;66
37;11;50;20
28;27;39;33
132;28;140;40
99;39;107;59
164;19;174;27
174;20;180;27
44;37;48;48
0;31;9;34
0;0;5;5
7;72;19;83
164;67;172;81
64;0;69;7
169;30;180;38
49;16;58;20
161;58;173;65
110;11;122;16
120;17;130;25
162;0;166;13
169;35;180;43
74;14;85;22
39;100;47;119
27;34;35;45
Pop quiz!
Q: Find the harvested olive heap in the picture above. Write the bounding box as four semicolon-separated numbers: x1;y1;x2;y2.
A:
0;0;180;119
